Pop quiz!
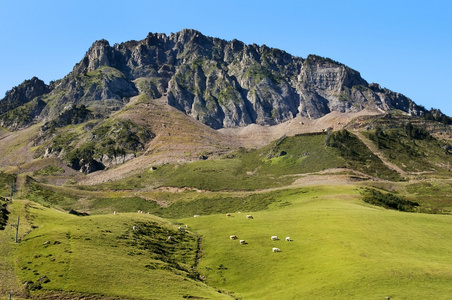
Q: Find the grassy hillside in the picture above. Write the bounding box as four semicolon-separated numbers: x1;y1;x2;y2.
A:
5;200;232;299
181;185;452;299
363;125;452;174
0;172;14;199
84;131;401;192
4;186;452;299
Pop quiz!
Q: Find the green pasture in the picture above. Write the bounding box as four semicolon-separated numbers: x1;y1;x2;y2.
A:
181;185;452;299
5;200;231;299
2;185;452;299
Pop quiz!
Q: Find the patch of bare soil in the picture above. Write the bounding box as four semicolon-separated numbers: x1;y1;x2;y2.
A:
289;168;371;187
0;125;39;168
218;109;383;148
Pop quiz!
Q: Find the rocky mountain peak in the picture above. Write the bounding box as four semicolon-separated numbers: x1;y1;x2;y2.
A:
72;39;116;75
0;29;431;132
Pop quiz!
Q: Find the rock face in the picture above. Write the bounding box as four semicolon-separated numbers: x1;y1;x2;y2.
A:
0;29;428;131
0;77;49;115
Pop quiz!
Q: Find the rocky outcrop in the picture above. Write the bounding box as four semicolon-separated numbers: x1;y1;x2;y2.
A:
0;77;49;115
99;153;136;168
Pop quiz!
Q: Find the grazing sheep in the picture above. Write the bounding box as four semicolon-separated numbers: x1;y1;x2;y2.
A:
132;225;138;230
193;215;200;217
246;215;253;219
178;226;185;232
272;247;281;252
226;213;232;217
285;237;291;242
239;240;246;244
230;235;238;240
271;236;279;241
167;236;174;241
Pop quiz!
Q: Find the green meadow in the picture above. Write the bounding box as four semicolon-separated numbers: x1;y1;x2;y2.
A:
2;201;231;299
2;184;451;299
181;185;452;299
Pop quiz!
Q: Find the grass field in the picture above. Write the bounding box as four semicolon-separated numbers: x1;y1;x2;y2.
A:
1;200;232;300
180;185;452;299
1;185;452;299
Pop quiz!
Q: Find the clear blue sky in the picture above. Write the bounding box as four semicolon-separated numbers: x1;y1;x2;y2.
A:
1;0;451;115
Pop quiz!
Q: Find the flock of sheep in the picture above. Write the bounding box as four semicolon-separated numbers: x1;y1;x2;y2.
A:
127;210;291;253
227;213;291;252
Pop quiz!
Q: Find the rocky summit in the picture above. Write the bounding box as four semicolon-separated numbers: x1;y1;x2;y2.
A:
1;29;427;131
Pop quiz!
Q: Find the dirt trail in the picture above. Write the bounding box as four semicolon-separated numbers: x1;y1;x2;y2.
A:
353;131;407;176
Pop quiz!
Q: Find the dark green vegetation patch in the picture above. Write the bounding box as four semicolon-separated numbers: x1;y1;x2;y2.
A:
119;221;200;279
0;172;15;197
25;180;78;208
326;130;402;180
365;124;452;173
0;197;9;230
0;98;46;130
361;188;419;212
32;165;65;176
59;119;154;171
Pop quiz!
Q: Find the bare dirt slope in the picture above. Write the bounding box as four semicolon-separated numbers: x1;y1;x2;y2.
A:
0;125;38;170
79;96;234;185
219;109;383;148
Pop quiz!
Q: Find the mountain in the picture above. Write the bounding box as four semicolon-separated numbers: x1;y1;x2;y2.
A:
1;29;429;132
0;29;451;176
